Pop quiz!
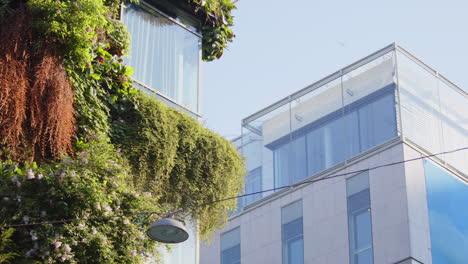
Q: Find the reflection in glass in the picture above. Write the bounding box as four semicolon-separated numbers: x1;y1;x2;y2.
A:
358;91;397;151
282;201;304;264
424;160;468;264
355;210;372;250
306;128;326;175
274;144;290;188
272;86;396;188
221;245;240;264
238;167;262;209
221;227;241;264
291;136;307;183
356;249;373;264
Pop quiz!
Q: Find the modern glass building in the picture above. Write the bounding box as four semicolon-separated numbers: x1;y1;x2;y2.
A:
201;44;468;264
121;1;203;263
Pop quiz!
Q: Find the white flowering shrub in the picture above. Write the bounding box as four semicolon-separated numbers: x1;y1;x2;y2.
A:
0;136;164;263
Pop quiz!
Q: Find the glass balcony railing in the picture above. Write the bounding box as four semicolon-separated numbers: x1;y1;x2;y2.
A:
236;44;468;212
396;47;468;175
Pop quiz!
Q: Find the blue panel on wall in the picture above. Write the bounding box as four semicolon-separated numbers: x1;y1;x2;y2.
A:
424;160;468;264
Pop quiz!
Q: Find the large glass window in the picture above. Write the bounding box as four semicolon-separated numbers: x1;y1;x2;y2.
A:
240;167;262;208
274;143;290;188
282;200;304;264
424;160;468;264
347;172;374;264
122;3;200;112
272;86;396;188
358;90;397;151
221;227;241;264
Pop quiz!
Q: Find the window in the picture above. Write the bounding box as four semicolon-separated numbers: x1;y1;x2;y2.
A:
236;167;262;212
282;200;304;264
424;160;468;264
274;142;290;188
221;227;240;264
271;85;396;188
291;136;308;183
358;90;397;151
240;167;262;207
122;3;200;112
346;172;374;264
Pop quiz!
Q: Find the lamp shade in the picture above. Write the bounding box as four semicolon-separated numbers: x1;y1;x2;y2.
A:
146;218;189;243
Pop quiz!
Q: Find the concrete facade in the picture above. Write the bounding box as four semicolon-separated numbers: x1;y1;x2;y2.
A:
202;134;467;264
202;141;425;264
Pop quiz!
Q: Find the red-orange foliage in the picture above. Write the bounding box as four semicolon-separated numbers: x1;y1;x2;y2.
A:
0;5;30;159
0;5;75;162
29;49;75;161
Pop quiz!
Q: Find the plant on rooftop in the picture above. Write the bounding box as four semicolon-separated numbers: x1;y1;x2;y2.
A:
0;0;244;262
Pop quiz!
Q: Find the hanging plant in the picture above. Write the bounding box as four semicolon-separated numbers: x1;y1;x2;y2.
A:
0;0;245;262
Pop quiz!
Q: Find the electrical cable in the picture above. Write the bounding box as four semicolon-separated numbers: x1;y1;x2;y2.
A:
5;212;170;228
195;146;468;207
4;146;467;229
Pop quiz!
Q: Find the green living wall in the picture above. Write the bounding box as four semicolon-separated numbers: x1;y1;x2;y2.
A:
0;0;243;263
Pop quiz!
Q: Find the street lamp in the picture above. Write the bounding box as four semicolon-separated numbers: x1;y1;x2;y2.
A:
146;217;189;244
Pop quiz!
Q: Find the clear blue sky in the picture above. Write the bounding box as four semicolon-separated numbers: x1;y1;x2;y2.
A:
201;0;468;139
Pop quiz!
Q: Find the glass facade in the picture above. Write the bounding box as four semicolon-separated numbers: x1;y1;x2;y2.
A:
270;86;396;188
397;49;468;175
238;167;262;209
122;3;200;114
281;200;304;264
236;44;467;213
221;227;241;264
346;172;374;264
424;160;468;264
233;133;265;212
240;49;397;199
214;44;467;264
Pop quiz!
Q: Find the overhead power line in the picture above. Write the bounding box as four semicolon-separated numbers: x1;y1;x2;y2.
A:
200;146;468;206
4;146;468;229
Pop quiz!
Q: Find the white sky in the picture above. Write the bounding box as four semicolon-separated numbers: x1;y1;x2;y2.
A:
201;0;468;139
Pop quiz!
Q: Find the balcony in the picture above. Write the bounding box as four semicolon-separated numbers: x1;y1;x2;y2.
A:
237;44;468;210
122;1;201;117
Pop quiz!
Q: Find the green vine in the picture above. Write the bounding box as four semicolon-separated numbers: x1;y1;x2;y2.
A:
28;0;108;67
71;42;136;138
110;92;245;239
190;0;237;61
0;0;244;261
0;226;17;264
